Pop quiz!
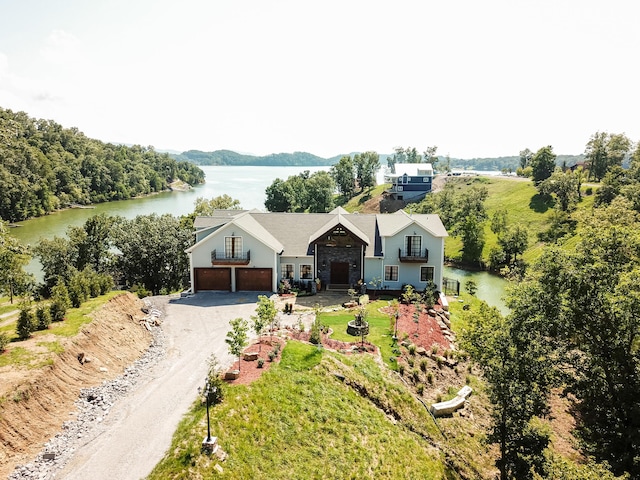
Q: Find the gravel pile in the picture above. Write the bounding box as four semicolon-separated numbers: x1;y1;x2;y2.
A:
9;299;166;480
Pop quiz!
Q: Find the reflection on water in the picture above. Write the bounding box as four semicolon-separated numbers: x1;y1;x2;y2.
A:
443;266;509;315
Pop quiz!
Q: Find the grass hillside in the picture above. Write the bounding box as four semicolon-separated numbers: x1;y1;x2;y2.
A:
149;340;497;479
427;176;596;265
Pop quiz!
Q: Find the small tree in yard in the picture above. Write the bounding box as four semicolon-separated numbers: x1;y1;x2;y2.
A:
35;305;51;330
49;282;71;322
225;317;249;372
251;295;276;351
0;332;9;353
203;354;224;405
16;304;35;340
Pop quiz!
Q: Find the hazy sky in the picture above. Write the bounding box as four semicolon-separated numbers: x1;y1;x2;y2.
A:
1;0;638;158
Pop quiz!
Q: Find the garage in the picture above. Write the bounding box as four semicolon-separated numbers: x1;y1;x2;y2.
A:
236;268;273;291
194;268;231;292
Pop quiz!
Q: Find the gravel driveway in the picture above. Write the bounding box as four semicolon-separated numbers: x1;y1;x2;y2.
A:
56;291;264;480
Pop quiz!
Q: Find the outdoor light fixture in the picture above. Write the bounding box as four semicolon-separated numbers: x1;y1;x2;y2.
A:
200;381;218;453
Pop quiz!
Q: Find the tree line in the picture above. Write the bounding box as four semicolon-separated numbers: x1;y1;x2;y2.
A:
0;108;205;222
263;152;381;212
175;149;345;166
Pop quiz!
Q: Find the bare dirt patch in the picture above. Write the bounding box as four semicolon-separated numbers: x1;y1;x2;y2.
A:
0;293;152;478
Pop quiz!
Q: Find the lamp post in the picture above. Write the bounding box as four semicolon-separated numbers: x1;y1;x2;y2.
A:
394;312;399;342
201;381;217;452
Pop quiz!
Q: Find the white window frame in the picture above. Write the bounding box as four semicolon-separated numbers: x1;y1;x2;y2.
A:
300;264;313;280
420;266;435;282
384;265;399;282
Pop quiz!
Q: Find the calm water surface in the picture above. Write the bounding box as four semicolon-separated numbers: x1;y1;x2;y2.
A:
9;165;509;311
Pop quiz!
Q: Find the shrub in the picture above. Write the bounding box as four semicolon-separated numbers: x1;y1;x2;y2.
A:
416;384;424;395
411;368;420;382
204;355;224;405
268;350;277;362
427;372;434;384
99;274;114;295
309;320;321;345
419;358;428;372
431;344;439;355
35;305;51;331
0;332;9;352
407;357;414;368
585;186;593;195
398;364;405;375
69;271;91;307
257;358;264;368
16;306;35;340
49;283;71;322
408;344;417;355
132;284;151;299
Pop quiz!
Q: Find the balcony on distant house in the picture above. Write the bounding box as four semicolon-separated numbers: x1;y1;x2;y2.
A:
398;248;429;263
211;249;250;265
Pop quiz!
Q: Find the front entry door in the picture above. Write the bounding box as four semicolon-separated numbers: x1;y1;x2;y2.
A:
330;262;350;285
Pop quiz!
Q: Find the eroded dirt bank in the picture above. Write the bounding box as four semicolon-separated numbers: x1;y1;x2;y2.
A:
0;293;152;478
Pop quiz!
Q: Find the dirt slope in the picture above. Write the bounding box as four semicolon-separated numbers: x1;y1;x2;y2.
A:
0;293;151;478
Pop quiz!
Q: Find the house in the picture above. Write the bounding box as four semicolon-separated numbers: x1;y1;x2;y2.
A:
186;207;448;294
384;163;434;202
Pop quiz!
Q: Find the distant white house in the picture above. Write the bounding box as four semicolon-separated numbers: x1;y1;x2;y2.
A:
384;163;434;201
186;207;448;294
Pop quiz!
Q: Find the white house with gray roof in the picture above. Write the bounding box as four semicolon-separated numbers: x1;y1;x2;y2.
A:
186;207;448;293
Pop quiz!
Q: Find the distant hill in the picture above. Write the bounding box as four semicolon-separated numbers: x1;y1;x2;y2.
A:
173;149;350;166
174;150;585;170
445;154;586;172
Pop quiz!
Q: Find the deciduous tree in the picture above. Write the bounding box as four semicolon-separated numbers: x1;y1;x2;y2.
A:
585;132;631;182
529;146;556;185
330;156;356;198
226;317;249;372
112;214;192;295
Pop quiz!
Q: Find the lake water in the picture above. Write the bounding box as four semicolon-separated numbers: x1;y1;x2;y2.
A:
9;165;509;312
442;266;510;315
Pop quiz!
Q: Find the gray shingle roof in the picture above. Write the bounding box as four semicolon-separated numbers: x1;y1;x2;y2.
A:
192;210;446;257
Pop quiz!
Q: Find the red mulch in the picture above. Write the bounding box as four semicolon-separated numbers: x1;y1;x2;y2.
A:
225;304;450;385
390;303;452;351
225;337;285;385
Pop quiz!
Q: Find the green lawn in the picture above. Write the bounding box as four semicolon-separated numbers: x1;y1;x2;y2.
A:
318;300;397;368
148;341;462;480
341;183;390;212
0;290;123;367
443;177;598;264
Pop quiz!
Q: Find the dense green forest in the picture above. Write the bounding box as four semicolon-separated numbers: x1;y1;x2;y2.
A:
0;108;205;222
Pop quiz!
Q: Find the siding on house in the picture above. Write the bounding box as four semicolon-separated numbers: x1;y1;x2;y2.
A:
187;208;447;293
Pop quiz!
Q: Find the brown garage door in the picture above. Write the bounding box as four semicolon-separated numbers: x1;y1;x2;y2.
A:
236;268;272;291
194;268;231;292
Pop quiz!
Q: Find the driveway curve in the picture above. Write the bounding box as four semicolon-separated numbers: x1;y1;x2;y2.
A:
58;291;265;480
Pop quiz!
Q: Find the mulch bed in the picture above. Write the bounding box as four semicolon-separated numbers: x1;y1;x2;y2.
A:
388;303;453;352
225;303;451;385
224;337;285;385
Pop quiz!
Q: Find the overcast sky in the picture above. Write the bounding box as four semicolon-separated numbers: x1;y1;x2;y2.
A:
0;0;638;159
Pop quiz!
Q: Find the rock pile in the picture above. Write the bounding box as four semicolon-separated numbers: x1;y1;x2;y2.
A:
9;299;166;480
